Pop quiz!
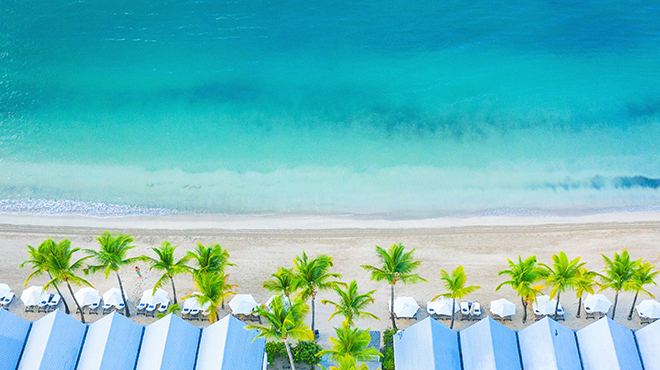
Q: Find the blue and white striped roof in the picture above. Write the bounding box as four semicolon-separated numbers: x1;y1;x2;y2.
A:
634;319;660;370
77;312;143;370
135;314;201;370
393;317;460;370
460;317;522;370
576;316;643;370
518;317;581;370
17;310;87;370
196;315;265;370
0;308;31;370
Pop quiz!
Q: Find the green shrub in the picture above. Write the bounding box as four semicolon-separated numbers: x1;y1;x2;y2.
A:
383;328;396;348
382;347;394;370
292;340;323;365
265;341;287;360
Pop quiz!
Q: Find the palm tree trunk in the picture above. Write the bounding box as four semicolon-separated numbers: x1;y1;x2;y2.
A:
285;340;297;370
521;297;528;323
576;296;582;318
611;290;619;319
66;281;85;324
116;272;131;317
627;291;640;320
450;298;456;329
311;294;316;334
390;283;397;330
554;292;561;318
169;275;178;305
48;272;70;314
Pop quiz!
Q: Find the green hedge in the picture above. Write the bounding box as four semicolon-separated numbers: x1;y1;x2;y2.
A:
382;328;396;370
265;340;322;366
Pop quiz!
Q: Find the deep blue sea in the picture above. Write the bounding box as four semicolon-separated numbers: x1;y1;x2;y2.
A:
1;0;660;216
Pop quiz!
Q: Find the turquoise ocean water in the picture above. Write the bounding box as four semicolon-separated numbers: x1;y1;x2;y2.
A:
1;0;660;216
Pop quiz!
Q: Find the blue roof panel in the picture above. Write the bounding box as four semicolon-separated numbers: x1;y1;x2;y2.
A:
0;309;31;370
77;312;143;370
197;315;265;370
577;316;643;370
518;317;581;370
393;317;460;370
459;317;521;370
636;319;660;370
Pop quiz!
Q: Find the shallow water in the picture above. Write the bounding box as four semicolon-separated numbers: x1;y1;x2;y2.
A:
1;0;660;216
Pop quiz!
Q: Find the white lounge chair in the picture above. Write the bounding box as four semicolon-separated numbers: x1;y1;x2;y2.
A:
460;302;470;320
158;299;170;313
47;294;60;312
190;308;200;320
89;301;100;315
116;302;126;315
136;302;147;315
146;304;157;317
200;309;210;321
1;292;14;307
37;295;51;313
426;301;436;316
470;302;481;320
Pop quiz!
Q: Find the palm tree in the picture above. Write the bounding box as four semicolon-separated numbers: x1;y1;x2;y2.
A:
263;267;298;299
318;323;382;367
496;255;546;323
361;243;427;330
323;357;370;370
186;241;235;276
292;251;345;333
540;252;585;318
599;249;641;319
627;262;658;320
574;268;599;318
21;240;71;314
145;241;192;305
321;280;379;326
84;231;147;317
246;295;314;370
45;239;93;323
431;266;481;329
182;272;235;323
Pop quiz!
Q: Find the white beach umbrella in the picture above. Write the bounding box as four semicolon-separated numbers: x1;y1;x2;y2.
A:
21;286;49;307
636;299;660;319
183;293;210;311
0;283;11;298
583;294;612;314
391;297;420;318
533;295;562;315
428;298;460;316
490;298;516;317
229;294;258;315
102;288;124;307
75;287;101;307
140;288;168;306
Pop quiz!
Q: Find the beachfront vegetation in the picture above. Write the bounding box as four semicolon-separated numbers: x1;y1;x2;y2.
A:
361;243;427;330
432;265;481;329
292;251;345;333
263;267;298;299
318;323;382;368
574;268;599;318
84;232;146;317
321;280;379;326
496;255;546;323
186;242;235;308
247;295;314;370
541;252;585;318
145;241;192;305
627;262;658;320
21;240;71;314
183;271;234;323
599;249;641;319
44;239;93;323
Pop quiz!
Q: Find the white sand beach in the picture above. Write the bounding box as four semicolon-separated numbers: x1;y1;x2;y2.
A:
0;214;659;346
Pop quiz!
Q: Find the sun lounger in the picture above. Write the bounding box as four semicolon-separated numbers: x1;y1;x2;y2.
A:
47;294;60;312
37;294;52;313
181;306;191;319
89;301;99;315
1;292;14;307
136;302;147;315
470;302;481;320
584;306;602;319
158;299;170;314
25;305;35;313
554;306;565;321
190;308;200;320
102;302;113;314
493;314;512;322
426;303;436;316
461;302;471;320
146;304;157;317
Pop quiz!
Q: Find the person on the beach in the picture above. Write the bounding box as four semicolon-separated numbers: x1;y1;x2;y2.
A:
135;266;142;278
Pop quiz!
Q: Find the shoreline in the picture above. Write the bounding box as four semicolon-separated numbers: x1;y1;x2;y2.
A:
2;209;660;230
